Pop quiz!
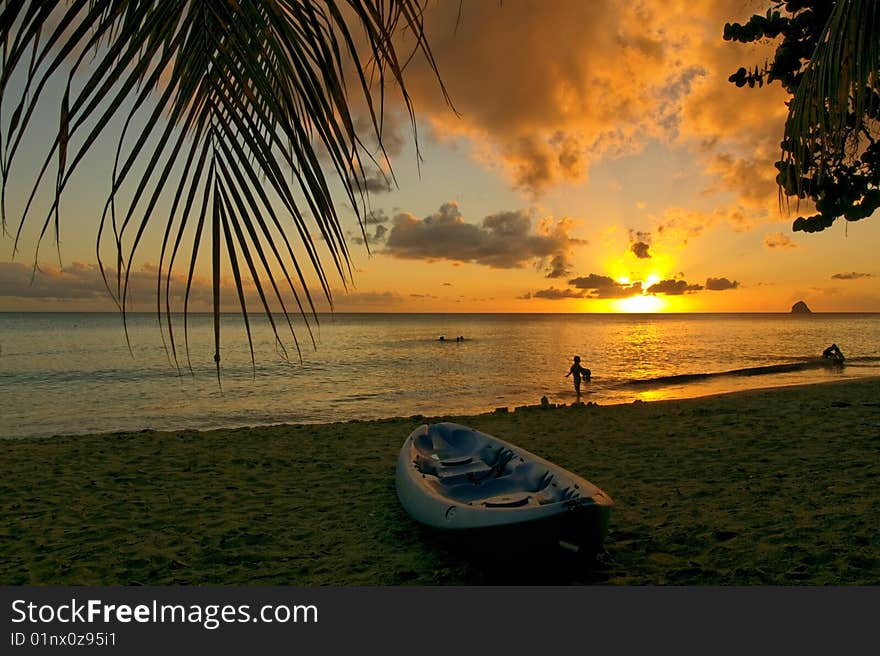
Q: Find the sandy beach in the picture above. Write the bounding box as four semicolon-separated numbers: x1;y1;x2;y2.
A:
2;377;879;586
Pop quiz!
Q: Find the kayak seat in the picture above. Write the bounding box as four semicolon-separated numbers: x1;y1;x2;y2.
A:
413;425;482;462
483;495;531;508
414;454;495;484
436;460;495;484
442;462;560;505
440;456;472;466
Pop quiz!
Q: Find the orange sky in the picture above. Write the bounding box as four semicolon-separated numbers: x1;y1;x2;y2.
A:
1;0;878;313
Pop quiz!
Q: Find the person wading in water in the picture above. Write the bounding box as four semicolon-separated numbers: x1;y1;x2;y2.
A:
565;355;591;399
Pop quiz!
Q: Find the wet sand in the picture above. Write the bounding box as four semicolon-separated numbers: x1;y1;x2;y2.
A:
2;378;879;585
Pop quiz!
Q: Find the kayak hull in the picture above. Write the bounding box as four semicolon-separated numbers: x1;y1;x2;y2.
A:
396;422;613;555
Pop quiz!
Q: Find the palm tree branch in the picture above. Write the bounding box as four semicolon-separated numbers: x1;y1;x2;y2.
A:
214;136;307;358
1;0;449;378
216;177;257;377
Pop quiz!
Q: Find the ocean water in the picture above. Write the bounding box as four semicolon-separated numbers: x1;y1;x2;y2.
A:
2;312;879;439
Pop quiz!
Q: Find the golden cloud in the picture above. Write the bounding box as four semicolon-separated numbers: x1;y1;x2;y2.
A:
390;1;801;226
764;231;798;250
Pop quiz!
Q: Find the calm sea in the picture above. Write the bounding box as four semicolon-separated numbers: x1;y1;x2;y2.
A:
2;312;879;439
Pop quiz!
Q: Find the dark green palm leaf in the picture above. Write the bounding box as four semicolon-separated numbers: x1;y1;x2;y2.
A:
1;0;449;378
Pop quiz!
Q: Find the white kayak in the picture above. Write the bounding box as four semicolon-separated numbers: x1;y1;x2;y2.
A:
395;422;613;555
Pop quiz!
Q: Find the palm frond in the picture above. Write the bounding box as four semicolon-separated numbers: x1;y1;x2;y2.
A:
1;0;449;378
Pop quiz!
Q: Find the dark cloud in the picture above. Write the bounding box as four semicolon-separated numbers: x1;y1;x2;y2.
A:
348;222;388;246
545;254;572;279
647;278;703;295
0;261;218;309
505;132;587;193
383;202;583;269
364;209;390;225
0;261;406;313
599;281;643;298
361;173;392;194
631;241;651;259
352;112;407;159
628;230;652;259
831;272;872;280
1;260;373;314
705;276;740;291
568;273;642;298
0;261;111;301
349;167;393;194
522;287;586;300
569;273;616;290
525;270;737;302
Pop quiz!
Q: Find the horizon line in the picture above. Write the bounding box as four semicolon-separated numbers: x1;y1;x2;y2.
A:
2;310;879;315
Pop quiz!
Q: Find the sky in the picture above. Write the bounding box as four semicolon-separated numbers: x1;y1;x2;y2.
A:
1;0;878;313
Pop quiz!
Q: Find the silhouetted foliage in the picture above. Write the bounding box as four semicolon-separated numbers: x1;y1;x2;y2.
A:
725;1;880;233
0;1;449;379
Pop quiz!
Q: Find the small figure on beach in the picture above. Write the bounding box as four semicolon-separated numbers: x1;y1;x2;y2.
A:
438;335;446;341
455;335;464;342
565;355;591;397
822;343;845;362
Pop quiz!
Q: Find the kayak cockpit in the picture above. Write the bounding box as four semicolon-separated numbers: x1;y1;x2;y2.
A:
410;423;586;509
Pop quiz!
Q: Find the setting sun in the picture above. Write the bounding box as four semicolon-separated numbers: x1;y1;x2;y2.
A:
614;293;667;313
644;274;661;288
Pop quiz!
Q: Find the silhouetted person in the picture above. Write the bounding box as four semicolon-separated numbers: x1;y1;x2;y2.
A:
565;356;591;397
822;343;845;362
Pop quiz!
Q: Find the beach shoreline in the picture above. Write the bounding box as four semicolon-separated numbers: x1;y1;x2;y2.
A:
6;372;878;442
2;377;879;585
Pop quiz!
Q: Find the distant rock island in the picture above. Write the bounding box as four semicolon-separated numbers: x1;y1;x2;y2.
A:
791;300;812;314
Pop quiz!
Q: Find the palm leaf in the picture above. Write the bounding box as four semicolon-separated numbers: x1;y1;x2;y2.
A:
1;0;449;376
